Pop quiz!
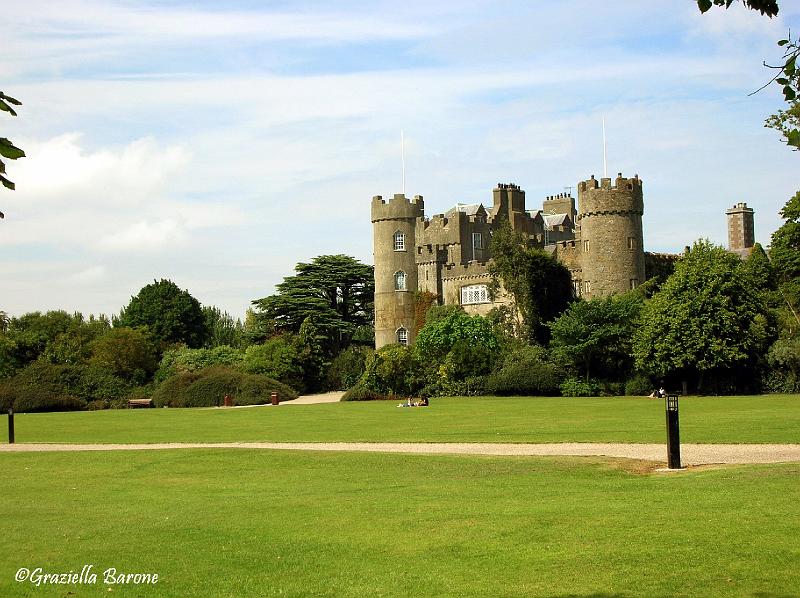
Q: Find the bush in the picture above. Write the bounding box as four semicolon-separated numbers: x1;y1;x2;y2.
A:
155;345;244;383
242;336;305;392
340;380;389;401
625;374;653;396
360;344;424;397
9;362;131;403
597;380;625;397
560;378;599;397
151;366;298;408
326;346;372;390
0;382;85;412
485;345;562;396
424;375;487;398
86;399;110;410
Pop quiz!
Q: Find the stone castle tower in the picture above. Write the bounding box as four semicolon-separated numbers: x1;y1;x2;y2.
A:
371;193;424;348
726;202;755;258
577;174;645;297
370;174;647;349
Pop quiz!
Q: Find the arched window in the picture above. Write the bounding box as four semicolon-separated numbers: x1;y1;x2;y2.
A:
397;327;408;346
394;230;406;251
394;270;407;291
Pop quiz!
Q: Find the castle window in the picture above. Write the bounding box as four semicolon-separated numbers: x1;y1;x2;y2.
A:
627;237;636;250
573;280;582;297
394;270;407;291
461;284;489;305
394;231;406;251
472;232;483;251
397;327;408;346
630;279;638;289
584;280;591;294
583;240;590;253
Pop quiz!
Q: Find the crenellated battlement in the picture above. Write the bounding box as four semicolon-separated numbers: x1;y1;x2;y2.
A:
441;261;491;281
371;193;424;222
545;193;573;201
578;173;642;194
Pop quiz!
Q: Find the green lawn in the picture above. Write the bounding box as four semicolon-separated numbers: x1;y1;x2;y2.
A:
0;449;797;597
7;394;800;444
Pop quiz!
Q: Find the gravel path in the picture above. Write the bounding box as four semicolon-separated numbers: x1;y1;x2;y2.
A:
1;442;799;465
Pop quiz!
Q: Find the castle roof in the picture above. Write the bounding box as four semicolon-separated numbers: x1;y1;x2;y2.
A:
451;203;484;216
542;213;570;228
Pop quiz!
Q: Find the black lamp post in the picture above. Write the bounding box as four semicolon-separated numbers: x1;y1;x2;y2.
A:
665;394;681;469
7;407;14;444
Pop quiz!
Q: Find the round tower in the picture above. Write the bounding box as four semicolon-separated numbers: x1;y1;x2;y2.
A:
576;173;645;298
372;193;424;349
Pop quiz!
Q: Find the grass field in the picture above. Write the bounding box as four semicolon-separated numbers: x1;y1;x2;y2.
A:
0;449;798;597
7;394;800;444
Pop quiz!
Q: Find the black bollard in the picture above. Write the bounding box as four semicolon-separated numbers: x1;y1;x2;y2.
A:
7;407;14;444
665;394;681;469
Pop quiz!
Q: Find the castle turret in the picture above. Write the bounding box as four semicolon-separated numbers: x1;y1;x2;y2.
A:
372;193;424;349
726;202;755;257
577;173;645;298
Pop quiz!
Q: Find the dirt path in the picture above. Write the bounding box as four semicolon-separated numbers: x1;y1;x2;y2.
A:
2;442;799;465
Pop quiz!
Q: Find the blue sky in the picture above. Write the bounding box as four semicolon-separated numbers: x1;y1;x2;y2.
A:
2;0;799;319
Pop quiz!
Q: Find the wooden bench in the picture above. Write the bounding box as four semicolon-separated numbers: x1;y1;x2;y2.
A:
128;398;153;409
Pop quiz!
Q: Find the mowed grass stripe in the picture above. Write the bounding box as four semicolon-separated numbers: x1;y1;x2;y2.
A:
0;450;797;597
8;395;800;445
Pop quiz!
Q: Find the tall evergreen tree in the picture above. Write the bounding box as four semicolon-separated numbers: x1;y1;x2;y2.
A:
252;255;374;353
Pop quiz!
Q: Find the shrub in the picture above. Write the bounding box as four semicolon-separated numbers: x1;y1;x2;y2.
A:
597;380;625;397
485;345;562;396
86;399;110;410
326;346;372;390
340;380;389;401
426;375;487;398
625;374;653;396
0;382;85;412
359;344;423;397
9;362;131;402
560;377;599;397
242;336;305;392
151;366;298;408
155;345;244;383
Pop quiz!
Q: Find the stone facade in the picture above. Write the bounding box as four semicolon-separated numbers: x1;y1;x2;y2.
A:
726;202;755;259
371;173;647;349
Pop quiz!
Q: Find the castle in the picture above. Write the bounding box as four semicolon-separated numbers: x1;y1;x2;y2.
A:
371;174;755;349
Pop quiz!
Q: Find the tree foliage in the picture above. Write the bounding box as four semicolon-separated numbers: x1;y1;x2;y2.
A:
697;0;778;17
488;221;573;344
202;306;245;349
633;240;771;390
0;91;25;212
252;255;374;353
549;293;643;381
117;279;207;348
89;327;158;385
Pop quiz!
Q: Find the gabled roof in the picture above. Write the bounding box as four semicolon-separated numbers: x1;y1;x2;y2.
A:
542;213;570;228
450;203;485;216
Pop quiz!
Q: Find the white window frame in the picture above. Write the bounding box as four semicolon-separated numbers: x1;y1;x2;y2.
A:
460;284;490;305
472;232;483;251
394;270;407;291
397;327;408;346
394;230;406;251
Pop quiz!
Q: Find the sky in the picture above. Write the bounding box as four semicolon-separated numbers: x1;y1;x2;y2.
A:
2;0;799;319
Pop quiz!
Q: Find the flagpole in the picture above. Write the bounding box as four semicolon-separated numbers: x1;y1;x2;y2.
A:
602;117;608;178
401;129;406;195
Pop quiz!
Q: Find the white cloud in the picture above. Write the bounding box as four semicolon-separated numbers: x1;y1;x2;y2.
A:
67;265;106;284
97;219;188;252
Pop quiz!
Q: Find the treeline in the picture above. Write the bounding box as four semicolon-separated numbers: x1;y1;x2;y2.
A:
0;257;375;412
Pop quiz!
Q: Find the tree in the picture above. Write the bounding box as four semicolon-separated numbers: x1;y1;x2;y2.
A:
488;221;573;344
633;240;771;391
1;91;25;217
242;336;305;392
4;310;80;366
89;327;158;384
549;293;644;382
697;0;778;17
252;255;374;353
117;279;207;348
202;306;245;349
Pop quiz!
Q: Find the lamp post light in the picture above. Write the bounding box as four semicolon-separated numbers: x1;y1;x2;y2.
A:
665;394;681;469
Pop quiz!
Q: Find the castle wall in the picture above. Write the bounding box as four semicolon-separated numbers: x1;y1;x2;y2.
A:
726;202;755;257
372;194;423;348
577;174;645;297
